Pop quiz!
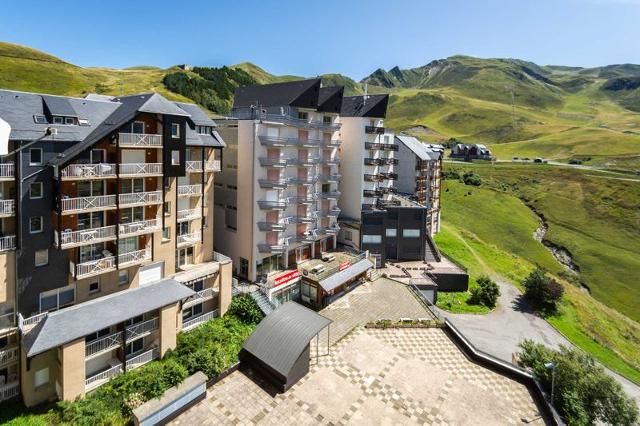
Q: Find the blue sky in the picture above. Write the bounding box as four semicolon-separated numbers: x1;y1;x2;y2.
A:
1;0;639;80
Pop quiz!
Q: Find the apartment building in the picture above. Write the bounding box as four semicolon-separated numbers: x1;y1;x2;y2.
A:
214;79;343;285
394;135;443;235
0;90;232;406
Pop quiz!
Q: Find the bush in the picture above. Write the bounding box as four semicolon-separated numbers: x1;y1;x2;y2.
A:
441;169;461;180
462;171;482;186
517;340;638;426
228;294;265;325
523;268;564;313
468;276;500;308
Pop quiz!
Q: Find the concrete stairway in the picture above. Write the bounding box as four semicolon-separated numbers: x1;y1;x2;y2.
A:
367;268;381;281
250;289;275;315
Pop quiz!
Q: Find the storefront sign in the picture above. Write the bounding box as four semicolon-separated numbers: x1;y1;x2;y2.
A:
339;261;350;271
273;270;300;288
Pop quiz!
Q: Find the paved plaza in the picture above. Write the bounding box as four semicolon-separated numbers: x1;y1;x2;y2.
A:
171;327;547;425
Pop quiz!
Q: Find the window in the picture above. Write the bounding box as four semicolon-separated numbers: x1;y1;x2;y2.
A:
297;111;308;120
29;182;43;199
362;234;382;244
323;116;332;124
34;368;49;388
39;285;75;312
121;206;144;223
171;151;180;165
121;178;144;194
402;229;421;238
64;117;75;125
119;270;129;286
164;177;171;189
125;339;144;357
78;212;103;230
385;228;397;237
86;327;110;342
191;280;204;292
182;303;203;322
78;118;90;126
131;121;145;134
171;123;180;138
53;116;64;124
164;201;171;216
29;148;43;165
162;227;170;241
30;216;43;234
33;115;47;124
344;230;352;241
35;249;48;267
89;282;100;294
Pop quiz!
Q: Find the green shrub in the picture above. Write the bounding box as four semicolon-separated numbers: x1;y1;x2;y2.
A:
523;268;564;313
228;294;265;325
462;171;482;186
517;340;638;425
441;169;461;180
468;275;500;308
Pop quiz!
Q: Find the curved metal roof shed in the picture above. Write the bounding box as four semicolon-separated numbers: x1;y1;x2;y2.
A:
241;302;331;392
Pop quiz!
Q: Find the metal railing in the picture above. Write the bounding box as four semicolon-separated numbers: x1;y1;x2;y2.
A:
182;310;219;331
291;175;319;185
0;200;15;216
303;251;368;282
18;312;47;331
0;163;14;179
56;225;117;248
318;207;341;217
119;248;152;267
126;317;159;340
258;178;290;189
319;223;340;234
293;157;321;166
177;184;202;197
126;347;159;370
119;190;162;206
257;238;291;254
258;136;299;147
0;346;18;366
61;163;116;179
119;218;161;237
213;251;231;263
205;160;221;172
365;125;385;134
321;139;341;147
0;235;16;251
291;194;318;204
257;199;290;210
177;209;201;222
119;133;162;147
177;231;202;247
319;191;341;199
183;288;216;308
60;194;117;213
0;381;20;402
185;161;203;172
258;157;291;167
319;174;341;182
232;109;341;131
85;364;123;390
73;256;116;279
85;332;123;358
119;163;163;176
257;219;290;231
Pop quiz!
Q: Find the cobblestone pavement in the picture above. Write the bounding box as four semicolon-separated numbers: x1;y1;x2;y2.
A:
171;327;548;425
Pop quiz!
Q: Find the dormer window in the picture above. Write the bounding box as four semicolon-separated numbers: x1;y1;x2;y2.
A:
33;115;48;124
197;126;211;135
53;116;64;124
131;121;145;134
65;117;75;125
323;116;332;124
298;111;308;120
78;118;90;126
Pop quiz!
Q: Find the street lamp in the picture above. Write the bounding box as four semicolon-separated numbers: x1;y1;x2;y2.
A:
545;362;557;404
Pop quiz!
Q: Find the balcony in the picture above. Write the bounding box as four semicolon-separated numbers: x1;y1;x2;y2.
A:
365;142;398;151
291;175;318;185
127;346;160;370
258;177;290;189
259;157;292;168
382;158;399;165
319;173;341;183
119;190;162;207
182;309;219;331
258;136;298;147
257;199;290;210
118;248;152;267
293;157;321;167
177;184;203;197
321;139;341;147
60;195;117;214
0;235;16;252
177;209;201;222
55;225;117;249
365;125;385;134
364;174;382;182
85;332;122;359
119;218;161;237
183;288;216;309
177;231;202;248
0;381;20;402
0;163;14;180
296;230;318;243
379;172;398;180
257;217;291;232
319;224;340;235
363;189;382;198
85;364;123;391
185;161;203;173
295;213;317;224
319;190;341;200
205;160;221;172
291;194;317;204
297;138;322;148
321;157;339;166
318;206;341;217
364;158;384;166
258;238;291;254
119;133;162;148
72;255;116;279
61;163;116;180
119;163;163;177
0;346;18;367
125;317;159;340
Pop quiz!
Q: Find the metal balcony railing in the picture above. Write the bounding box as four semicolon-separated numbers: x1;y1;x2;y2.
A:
85;364;123;391
177;231;202;247
56;225;117;249
119;133;163;147
291;194;317;204
319;174;341;182
60;194;117;213
177;184;203;197
257;241;290;254
293;157;321;166
205;160;221;172
321;139;341;147
0;346;18;367
0;163;14;179
119;218;161;237
126;346;159;370
185;161;203;172
177;209;201;222
182;310;219;331
365;142;398;151
125;317;159;340
0;381;20;402
258;178;290;189
119;163;163;177
259;157;291;167
119;190;162;207
183;288;216;309
321;157;339;166
61;163;116;179
73;256;116;279
257;219;291;232
18;312;46;331
118;248;151;267
365;125;385;134
257;199;291;210
0;235;16;252
0;200;14;217
291;175;319;185
297;138;322;148
319;191;341;199
85;332;123;359
319;223;340;235
258;136;298;147
318;207;341;217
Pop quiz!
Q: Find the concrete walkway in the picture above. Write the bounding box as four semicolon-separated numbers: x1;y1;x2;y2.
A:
436;279;640;406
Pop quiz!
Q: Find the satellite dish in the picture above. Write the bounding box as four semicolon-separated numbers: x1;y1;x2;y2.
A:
0;118;10;156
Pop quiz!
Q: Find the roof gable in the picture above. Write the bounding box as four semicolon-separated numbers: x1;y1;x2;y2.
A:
340;94;389;118
233;79;322;109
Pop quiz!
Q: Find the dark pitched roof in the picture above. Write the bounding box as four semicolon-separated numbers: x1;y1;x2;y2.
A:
233;78;322;109
42;95;78;117
174;102;216;126
243;302;331;378
340;94;389;118
23;278;194;358
317;86;344;114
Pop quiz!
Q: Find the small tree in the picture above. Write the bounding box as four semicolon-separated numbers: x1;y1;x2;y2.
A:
462;171;482;186
468;275;500;308
523;268;564;313
227;294;264;325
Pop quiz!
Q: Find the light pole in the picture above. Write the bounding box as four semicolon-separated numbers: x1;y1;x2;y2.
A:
545;362;557;404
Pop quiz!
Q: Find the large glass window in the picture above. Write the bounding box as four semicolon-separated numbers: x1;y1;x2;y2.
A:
77;180;104;197
39;285;75;312
402;229;421;238
29;148;43;165
182;303;203;322
385;228;397;237
121;178;144;194
121;207;144;223
78;212;104;230
362;234;382;244
118;237;138;254
79;243;105;263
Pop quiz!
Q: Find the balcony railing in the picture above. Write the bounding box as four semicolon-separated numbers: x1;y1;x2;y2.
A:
60;194;117;213
293;157;321;167
177;209;201;222
177;231;202;248
318;207;341;217
126;346;159;370
119;190;162;207
365;125;385;134
319;173;341;182
291;175;318;185
73;256;116;279
297;138;323;148
319;191;341;199
61;163;116;179
0;346;18;367
319;224;340;235
257;199;290;210
185;161;203;173
182;310;219;331
85;364;123;391
55;225;117;249
258;239;291;254
321;157;339;166
365;142;398;151
259;157;292;168
0;163;14;179
364;158;384;166
258;178;290;189
258;136;299;147
18;312;46;331
0;200;15;216
119;163;163;177
119;133;163;147
119;218;161;237
205;160;221;172
119;248;152;267
0;235;16;252
295;214;317;223
257;218;291;232
126;317;159;340
177;184;202;197
85;332;123;359
321;139;341;147
183;288;216;309
0;381;20;402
